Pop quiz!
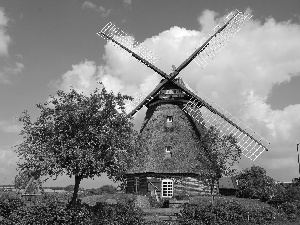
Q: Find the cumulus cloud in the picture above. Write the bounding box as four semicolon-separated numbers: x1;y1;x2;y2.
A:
0;120;22;133
7;62;24;74
50;60;102;95
0;61;25;84
0;7;24;84
53;10;300;181
0;149;18;183
0;7;10;56
82;1;112;17
123;0;132;7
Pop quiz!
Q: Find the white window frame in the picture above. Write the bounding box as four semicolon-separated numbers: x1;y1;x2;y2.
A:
166;116;173;123
161;179;173;198
165;146;171;153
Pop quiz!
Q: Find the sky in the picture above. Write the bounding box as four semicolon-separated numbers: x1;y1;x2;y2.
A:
0;0;300;189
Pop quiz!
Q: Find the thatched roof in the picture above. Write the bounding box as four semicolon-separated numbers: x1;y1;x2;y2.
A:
127;100;205;175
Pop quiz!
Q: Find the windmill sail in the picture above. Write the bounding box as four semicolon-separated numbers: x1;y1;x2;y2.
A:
182;91;270;161
187;10;252;69
98;22;159;64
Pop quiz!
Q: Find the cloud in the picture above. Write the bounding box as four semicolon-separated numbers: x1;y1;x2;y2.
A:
0;61;24;84
123;0;132;7
0;7;10;56
82;1;112;17
0;120;22;133
0;7;24;84
4;62;24;74
50;60;103;95
54;10;300;182
0;148;19;183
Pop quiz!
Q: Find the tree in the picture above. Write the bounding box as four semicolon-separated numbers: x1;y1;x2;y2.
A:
15;87;135;206
270;183;287;204
236;165;276;201
285;185;300;202
194;125;242;207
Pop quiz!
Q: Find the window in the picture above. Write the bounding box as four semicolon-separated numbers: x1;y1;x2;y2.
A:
161;179;173;198
167;116;173;122
165;146;171;153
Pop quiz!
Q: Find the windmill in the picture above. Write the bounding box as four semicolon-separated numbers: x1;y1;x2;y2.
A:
98;10;270;199
15;169;45;205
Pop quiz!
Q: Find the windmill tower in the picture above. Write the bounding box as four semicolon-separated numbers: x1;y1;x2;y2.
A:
98;10;270;199
126;78;207;198
15;170;44;205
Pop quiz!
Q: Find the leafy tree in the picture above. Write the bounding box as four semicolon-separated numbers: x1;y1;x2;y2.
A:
15;87;135;206
285;185;300;202
269;183;287;204
236;165;276;201
194;125;242;207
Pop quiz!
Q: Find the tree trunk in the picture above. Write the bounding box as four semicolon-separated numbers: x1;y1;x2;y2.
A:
68;175;82;207
210;179;215;212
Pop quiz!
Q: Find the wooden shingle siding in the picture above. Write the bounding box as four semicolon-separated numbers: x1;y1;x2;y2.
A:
174;177;218;196
126;175;219;196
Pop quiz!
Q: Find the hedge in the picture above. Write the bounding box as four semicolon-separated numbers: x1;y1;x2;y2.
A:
177;200;289;225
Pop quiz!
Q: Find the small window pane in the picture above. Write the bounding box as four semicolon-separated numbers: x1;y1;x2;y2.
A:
167;116;173;122
161;179;173;198
165;146;171;152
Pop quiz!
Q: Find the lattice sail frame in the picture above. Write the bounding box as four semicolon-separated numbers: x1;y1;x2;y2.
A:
98;22;159;64
182;92;270;161
124;92;150;113
187;11;252;69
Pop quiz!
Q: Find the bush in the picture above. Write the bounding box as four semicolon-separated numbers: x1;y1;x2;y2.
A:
8;201;92;224
89;201;145;225
279;202;298;221
285;185;300;202
0;193;25;218
236;165;276;202
177;199;288;225
146;194;164;208
1;192;146;225
267;183;287;207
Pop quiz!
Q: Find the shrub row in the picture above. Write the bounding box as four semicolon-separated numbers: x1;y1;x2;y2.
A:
0;193;25;218
1;193;299;225
0;196;145;225
177;200;291;225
